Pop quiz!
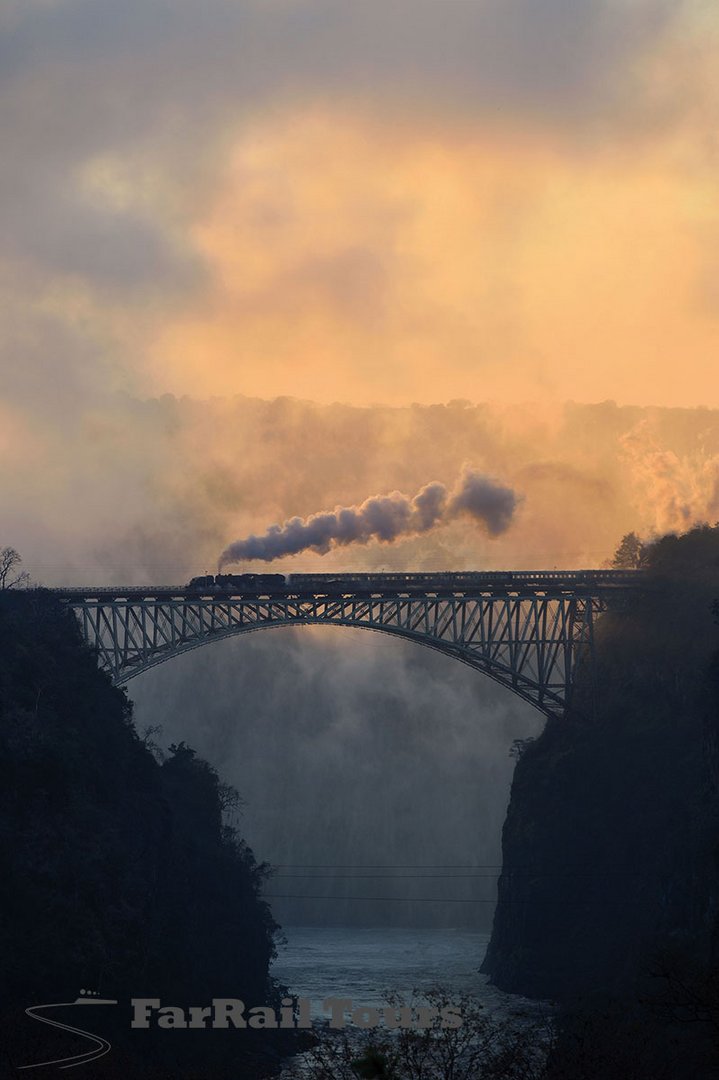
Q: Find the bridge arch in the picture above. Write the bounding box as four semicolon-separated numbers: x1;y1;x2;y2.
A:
101;617;562;717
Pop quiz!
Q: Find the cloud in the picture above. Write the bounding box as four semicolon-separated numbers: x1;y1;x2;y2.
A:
2;0;683;128
0;0;694;293
218;468;518;566
6;393;719;586
0;0;714;414
620;418;719;534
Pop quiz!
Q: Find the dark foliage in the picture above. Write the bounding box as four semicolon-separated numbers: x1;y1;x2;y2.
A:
483;525;719;1078
611;531;650;569
0;589;287;1077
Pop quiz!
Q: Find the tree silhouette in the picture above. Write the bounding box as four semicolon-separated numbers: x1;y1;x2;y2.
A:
0;546;29;589
611;532;650;569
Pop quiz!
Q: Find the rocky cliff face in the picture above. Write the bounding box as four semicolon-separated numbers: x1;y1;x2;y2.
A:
0;589;287;1077
482;527;719;1002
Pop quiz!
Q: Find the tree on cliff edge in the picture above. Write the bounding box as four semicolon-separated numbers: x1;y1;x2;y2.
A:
611;532;650;569
0;547;29;589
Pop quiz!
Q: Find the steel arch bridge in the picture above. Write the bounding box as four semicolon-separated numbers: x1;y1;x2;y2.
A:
53;571;641;720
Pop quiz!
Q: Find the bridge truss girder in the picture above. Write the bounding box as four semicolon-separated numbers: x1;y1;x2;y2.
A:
69;591;606;719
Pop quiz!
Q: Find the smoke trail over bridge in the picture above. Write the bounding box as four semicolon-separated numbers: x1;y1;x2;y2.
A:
218;468;519;566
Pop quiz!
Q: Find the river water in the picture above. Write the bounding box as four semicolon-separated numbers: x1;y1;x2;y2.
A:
271;926;527;1017
271;926;548;1076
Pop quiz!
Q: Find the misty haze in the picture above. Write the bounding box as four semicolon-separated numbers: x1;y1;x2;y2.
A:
130;625;541;930
3;0;719;1075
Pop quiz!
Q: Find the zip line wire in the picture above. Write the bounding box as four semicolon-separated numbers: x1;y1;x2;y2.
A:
270;866;652;874
263;895;647;904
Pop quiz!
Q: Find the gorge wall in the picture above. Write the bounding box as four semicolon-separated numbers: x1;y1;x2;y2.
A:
0;589;287;1077
482;526;719;1002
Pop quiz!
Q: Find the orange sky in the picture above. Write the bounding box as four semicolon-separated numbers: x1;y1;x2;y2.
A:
3;1;719;579
5;0;702;412
130;105;717;408
0;1;714;415
133;112;712;407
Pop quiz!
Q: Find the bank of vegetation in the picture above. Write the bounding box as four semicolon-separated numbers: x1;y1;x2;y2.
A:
482;525;719;1078
0;582;291;1078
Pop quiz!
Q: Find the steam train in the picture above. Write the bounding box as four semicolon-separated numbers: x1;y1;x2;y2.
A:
186;569;635;595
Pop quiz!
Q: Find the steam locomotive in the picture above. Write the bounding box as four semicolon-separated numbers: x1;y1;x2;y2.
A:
188;573;286;592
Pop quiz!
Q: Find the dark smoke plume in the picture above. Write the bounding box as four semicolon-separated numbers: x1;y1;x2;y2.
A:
218;469;519;566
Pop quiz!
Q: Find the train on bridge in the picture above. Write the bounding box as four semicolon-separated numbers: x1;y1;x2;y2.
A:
186;570;638;595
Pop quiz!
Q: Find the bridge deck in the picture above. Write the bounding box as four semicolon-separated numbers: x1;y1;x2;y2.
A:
50;569;643;601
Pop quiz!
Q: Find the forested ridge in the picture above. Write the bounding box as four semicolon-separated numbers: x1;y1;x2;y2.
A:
0;588;290;1077
483;525;719;1077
